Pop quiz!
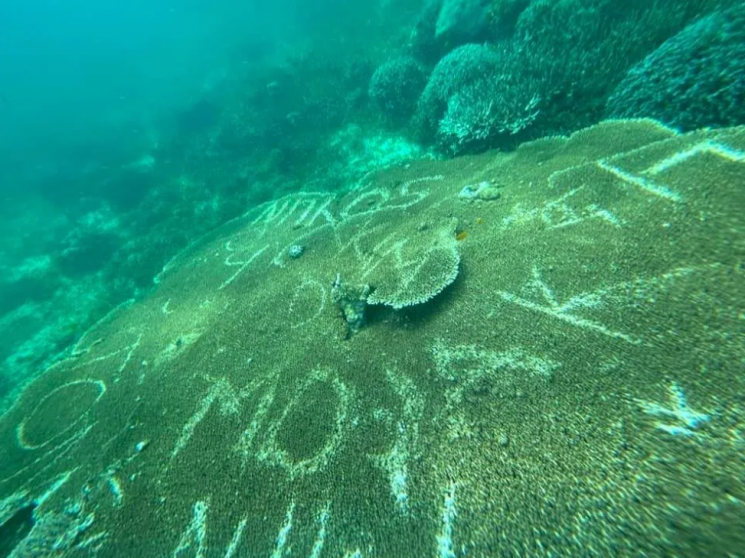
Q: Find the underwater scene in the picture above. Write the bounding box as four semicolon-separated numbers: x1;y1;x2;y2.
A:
1;0;744;556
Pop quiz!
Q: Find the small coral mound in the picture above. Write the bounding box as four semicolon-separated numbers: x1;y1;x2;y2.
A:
288;244;305;259
368;57;428;123
459;181;501;201
366;218;460;310
414;43;539;152
437;76;540;151
606;5;745;131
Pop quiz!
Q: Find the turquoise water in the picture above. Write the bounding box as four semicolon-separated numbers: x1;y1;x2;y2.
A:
1;1;744;556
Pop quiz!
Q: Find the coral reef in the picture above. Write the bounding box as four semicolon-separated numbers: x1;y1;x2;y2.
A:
437;74;540;152
606;5;745;131
3;1;745;551
414;43;503;140
368;56;427;123
410;0;720;152
288;244;305;259
506;0;713;136
1;120;745;556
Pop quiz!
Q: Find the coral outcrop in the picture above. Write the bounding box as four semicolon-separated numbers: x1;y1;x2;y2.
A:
606;5;745;131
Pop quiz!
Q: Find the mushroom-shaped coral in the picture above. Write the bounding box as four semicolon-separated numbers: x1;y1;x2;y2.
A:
365;218;460;309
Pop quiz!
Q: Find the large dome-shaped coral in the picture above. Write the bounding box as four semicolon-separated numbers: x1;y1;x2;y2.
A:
606;5;745;131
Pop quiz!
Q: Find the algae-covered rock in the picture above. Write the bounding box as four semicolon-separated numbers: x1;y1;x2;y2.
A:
1;119;744;557
331;275;370;337
414;43;502;141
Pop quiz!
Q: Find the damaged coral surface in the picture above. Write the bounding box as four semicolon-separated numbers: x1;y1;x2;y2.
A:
1;119;744;556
